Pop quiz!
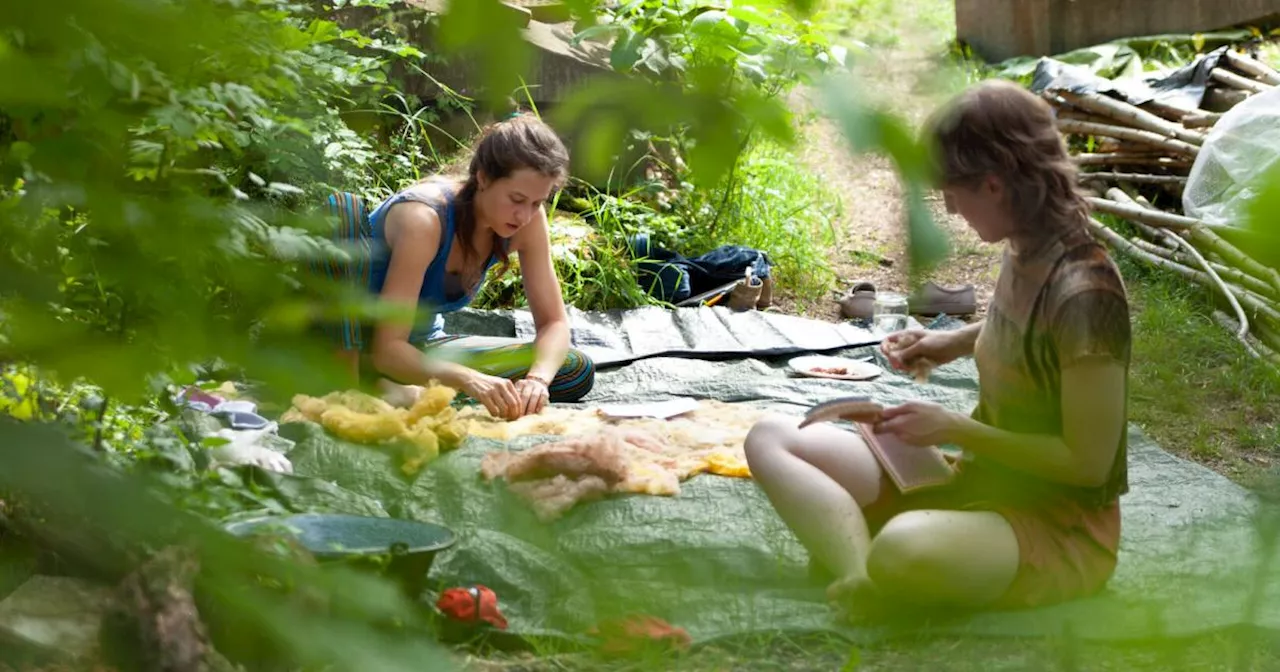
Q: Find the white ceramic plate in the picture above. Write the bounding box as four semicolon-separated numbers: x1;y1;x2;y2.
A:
788;355;881;381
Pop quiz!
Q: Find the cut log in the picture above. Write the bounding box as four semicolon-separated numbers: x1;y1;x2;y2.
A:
1055;91;1207;145
1055;109;1121;126
1157;222;1256;349
1181;112;1223;129
1139;99;1196;122
1077;172;1187;186
1130;235;1179;259
1212;67;1275;95
1073;154;1191;169
1107;144;1171;157
1223;49;1280;87
1201;260;1280;302
1098;191;1258;349
1213;311;1277;363
1086;197;1222;231
1204;86;1252;112
1104;198;1178;243
1057;119;1201;157
1256;322;1280;359
1108;188;1280;294
1089;219;1280;324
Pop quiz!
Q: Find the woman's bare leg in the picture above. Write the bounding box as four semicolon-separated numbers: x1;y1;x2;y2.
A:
377;379;424;408
746;416;1022;610
744;416;884;596
333;348;423;407
866;509;1020;608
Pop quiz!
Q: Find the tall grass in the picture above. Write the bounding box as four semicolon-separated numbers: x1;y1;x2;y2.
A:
473;139;843;312
473;185;664;311
681;139;843;304
1115;251;1280;463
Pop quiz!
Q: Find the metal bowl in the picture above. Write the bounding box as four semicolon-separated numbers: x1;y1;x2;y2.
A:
226;513;455;598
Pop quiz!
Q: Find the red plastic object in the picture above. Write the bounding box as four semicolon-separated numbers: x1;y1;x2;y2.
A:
436;585;508;630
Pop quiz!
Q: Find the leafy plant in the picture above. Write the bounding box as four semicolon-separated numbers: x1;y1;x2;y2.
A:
563;0;843;185
476;182;671;311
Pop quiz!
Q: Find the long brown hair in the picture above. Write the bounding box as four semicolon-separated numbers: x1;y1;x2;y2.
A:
926;80;1089;234
443;112;570;282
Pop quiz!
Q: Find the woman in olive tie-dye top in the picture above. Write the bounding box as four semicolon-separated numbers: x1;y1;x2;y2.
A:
745;80;1131;613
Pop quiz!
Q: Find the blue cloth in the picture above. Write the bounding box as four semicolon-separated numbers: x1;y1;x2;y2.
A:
627;233;772;304
363;182;504;343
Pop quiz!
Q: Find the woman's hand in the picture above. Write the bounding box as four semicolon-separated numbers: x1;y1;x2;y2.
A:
880;329;963;371
514;377;550;417
462;372;522;420
876;401;961;446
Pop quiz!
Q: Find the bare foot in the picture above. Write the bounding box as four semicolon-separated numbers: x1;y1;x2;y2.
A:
827;573;874;604
378;380;424;408
827;574;890;624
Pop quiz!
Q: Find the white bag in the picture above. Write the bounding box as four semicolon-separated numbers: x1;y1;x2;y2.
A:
1183;87;1280;227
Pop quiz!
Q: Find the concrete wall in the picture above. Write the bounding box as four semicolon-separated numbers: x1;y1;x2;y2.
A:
958;0;1280;61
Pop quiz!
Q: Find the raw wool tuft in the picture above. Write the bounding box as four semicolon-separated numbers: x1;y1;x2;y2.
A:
476;400;763;520
280;382;467;475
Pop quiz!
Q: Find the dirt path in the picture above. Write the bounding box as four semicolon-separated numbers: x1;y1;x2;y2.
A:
779;0;1002;322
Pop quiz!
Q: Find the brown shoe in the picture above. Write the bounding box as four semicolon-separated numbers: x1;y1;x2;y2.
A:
756;276;774;310
836;282;876;320
727;276;763;311
909;281;976;316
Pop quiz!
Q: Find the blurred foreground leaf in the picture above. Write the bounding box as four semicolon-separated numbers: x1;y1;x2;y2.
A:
819;74;950;278
436;0;533;109
1243;161;1280;270
0;418;458;670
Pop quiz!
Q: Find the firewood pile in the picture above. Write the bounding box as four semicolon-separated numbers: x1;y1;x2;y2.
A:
1039;47;1280;364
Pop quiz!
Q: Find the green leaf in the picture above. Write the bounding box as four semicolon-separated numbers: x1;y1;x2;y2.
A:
571;22;624;46
840;645;863;671
726;6;773;26
819;74;949;276
0;419;458;671
1242;161;1280;269
8;141;35;163
904;184;951;277
435;0;532;108
610;27;645;72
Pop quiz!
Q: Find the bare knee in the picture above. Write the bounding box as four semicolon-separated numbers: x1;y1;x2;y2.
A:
865;511;950;592
744;416;802;466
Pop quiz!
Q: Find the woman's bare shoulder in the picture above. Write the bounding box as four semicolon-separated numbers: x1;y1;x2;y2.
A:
383;200;442;247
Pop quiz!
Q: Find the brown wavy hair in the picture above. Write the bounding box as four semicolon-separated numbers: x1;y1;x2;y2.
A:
436;112;570;282
926;80;1089;234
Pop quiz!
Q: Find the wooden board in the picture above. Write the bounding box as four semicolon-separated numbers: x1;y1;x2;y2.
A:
957;0;1280;61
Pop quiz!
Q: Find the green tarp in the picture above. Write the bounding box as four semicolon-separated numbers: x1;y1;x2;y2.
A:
239;311;1277;645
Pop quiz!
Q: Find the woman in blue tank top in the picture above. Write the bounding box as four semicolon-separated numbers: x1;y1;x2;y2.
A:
320;113;594;419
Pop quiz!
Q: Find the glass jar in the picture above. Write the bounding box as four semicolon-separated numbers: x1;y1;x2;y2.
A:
873;292;909;334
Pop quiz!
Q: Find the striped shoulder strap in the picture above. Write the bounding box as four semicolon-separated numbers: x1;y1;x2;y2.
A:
309;191;372;280
325;191;371;241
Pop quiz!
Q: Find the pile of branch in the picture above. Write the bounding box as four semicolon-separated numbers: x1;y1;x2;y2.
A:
1040;47;1280;364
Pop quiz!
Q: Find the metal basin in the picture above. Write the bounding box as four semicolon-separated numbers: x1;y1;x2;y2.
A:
226;513;455;598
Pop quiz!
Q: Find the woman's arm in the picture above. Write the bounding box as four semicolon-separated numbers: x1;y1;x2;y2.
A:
511;207;571;384
881;282;1131;489
948;320;984;356
949;358;1127;487
879;358;1126;487
368;202;473;389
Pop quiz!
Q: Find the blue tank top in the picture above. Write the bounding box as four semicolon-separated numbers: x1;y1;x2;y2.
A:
364;181;504;341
